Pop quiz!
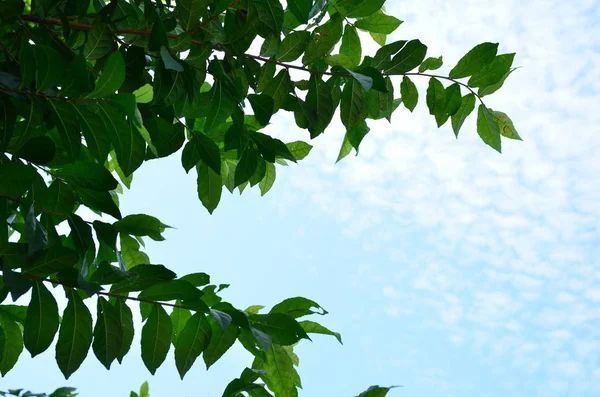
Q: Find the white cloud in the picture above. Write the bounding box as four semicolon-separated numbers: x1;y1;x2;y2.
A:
269;0;600;393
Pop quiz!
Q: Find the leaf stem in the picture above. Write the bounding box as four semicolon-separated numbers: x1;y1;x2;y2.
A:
244;54;336;76
16;14;485;104
0;86;96;102
325;0;354;27
404;72;484;104
18;272;204;312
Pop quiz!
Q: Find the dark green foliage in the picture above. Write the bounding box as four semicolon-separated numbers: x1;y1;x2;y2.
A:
0;0;519;395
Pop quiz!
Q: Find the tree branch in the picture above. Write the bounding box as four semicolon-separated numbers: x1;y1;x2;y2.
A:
18;272;200;312
16;14;485;103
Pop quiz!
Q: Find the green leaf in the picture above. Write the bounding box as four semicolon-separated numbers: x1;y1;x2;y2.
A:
302;13;343;65
67;214;94;257
175;313;212;379
84;23;113;60
222;378;265;397
468;53;515;88
400;76;418;112
449;42;499;79
0;305;27;325
277;31;310;62
87;51;125;98
305;74;334;138
451;93;476;137
55;288;93;379
48;100;81;161
76;187;122;220
386;39;427;74
138;280;202;302
370;31;386;46
358;386;399;397
97;103;145;176
113;214;169;241
338;0;385;18
235;148;260;187
133;84;154;104
259;161;276;196
299;320;342;344
115;298;134;363
254;0;285;33
2;268;33;302
93;221;117;251
160;46;184;72
200;81;236;132
260;35;280;58
256;62;276;93
210;308;233;331
476;104;501;152
444;83;462;117
23;281;59;357
0;315;23;376
479;68;516;97
262;344;297;397
43;181;75;221
69;103;111;162
325;54;354;69
270;297;325;318
0;163;36;198
355;13;402;34
119;234;149;269
346;69;373;92
285;141;312;160
92;297;123;369
149;17;168;51
365;76;393;121
110;264;176;294
341;78;367;129
248;94;275;126
418;56;443;73
491;110;521;140
197;162;223;214
177;0;210;31
263;70;292;112
170;306;192;345
22;246;79;277
426;77;446;126
372;40;406;70
139;381;149;397
25;205;47;256
249;157;267;187
347;121;370;152
33;45;66;92
203;318;238;369
180;273;211;287
144;117;184;159
53;162;118;191
141;304;172;375
288;0;312;24
340;25;361;68
182;133;221;174
250;313;309;345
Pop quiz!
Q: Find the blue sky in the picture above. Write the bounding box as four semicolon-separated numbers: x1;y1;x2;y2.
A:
3;0;600;396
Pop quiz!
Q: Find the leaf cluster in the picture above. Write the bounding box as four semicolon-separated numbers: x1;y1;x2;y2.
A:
0;0;520;395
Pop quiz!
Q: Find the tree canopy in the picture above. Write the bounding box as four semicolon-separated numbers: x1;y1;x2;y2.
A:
0;0;520;395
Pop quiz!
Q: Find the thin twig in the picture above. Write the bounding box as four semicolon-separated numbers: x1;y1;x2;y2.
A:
404;72;484;104
325;0;354;27
16;14;484;103
0;86;96;102
19;272;202;312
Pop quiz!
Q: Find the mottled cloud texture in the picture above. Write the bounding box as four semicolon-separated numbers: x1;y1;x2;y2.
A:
268;0;600;395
